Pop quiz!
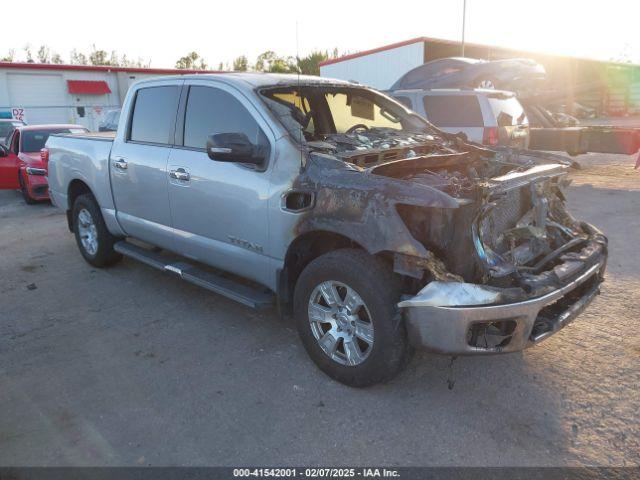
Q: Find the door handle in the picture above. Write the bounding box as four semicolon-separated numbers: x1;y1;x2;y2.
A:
113;158;128;170
169;168;190;181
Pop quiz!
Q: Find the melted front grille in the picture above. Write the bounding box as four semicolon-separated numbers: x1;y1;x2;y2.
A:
481;188;528;252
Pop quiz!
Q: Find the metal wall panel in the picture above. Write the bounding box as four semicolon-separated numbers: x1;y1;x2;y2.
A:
7;73;69;123
320;42;425;90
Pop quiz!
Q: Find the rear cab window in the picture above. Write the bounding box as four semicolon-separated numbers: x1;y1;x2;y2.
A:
487;95;528;126
129;86;181;144
422;95;484;127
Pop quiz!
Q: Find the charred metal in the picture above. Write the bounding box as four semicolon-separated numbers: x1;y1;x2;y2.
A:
292;143;604;304
260;83;607;313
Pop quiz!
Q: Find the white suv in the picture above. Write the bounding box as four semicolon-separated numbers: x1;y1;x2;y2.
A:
391;88;530;148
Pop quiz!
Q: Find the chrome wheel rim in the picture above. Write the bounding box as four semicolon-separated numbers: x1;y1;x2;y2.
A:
308;280;374;366
77;208;98;256
478;79;496;89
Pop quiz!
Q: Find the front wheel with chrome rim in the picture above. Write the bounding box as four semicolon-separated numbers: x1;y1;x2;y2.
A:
294;249;411;387
72;193;122;268
308;280;374;366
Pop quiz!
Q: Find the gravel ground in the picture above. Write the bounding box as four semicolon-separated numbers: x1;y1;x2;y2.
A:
0;153;638;467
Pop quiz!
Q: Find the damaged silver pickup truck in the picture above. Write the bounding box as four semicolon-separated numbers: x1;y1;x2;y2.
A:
46;74;607;387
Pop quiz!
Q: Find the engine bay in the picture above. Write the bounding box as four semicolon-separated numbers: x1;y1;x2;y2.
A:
311;134;606;297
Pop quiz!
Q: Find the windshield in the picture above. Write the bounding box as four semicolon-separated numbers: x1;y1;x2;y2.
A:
0;121;22;139
22;128;87;152
260;85;432;142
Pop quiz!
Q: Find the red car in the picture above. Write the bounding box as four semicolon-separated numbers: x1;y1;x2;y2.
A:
0;124;88;203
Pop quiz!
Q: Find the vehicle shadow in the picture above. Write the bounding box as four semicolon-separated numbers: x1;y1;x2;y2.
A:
241;301;580;466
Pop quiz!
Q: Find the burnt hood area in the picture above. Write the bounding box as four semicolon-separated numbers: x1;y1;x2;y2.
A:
299;131;605;302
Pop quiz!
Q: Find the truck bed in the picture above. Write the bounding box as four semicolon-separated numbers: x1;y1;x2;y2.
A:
66;131;116;141
46;132;116;218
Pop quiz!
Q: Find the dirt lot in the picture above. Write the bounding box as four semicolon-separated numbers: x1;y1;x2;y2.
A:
0;153;638;467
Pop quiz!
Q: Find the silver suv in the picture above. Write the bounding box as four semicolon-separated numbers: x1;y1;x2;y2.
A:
391;88;530;148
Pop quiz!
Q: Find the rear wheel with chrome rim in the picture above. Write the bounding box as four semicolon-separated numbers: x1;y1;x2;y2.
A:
294;249;410;387
72;193;122;267
77;208;99;255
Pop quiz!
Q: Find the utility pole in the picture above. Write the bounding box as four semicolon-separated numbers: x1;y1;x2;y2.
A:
461;0;467;57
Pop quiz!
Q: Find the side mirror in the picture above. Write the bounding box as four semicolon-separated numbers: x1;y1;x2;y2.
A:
206;133;265;165
0;145;7;157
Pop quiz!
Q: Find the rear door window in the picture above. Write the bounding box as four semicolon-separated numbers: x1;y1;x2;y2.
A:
129;86;181;144
488;96;528;126
422;95;484;127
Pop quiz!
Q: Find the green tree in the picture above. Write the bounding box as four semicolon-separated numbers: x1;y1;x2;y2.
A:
70;49;88;65
255;51;297;73
120;54;151;68
255;51;275;71
233;55;249;71
1;49;15;62
296;50;329;76
89;46;114;66
23;44;33;62
36;45;64;64
175;51;208;70
37;45;50;63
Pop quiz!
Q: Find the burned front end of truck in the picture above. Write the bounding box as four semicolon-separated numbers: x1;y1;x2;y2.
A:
261;81;608;355
388;148;607;353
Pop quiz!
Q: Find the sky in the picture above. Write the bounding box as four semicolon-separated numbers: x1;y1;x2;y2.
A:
3;0;639;67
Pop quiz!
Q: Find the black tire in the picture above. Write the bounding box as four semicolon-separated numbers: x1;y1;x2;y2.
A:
72;193;122;268
18;173;37;205
294;249;411;387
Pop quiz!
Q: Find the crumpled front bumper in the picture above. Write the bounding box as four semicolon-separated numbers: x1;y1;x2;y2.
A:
25;172;49;200
398;246;606;355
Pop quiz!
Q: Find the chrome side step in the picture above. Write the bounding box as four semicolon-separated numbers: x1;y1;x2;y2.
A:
114;241;274;309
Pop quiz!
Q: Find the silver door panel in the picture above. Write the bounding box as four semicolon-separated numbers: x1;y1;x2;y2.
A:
167;80;276;289
167;148;273;287
110;142;174;247
172;223;273;287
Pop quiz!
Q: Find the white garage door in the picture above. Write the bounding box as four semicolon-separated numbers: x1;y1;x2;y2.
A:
7;73;69;124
